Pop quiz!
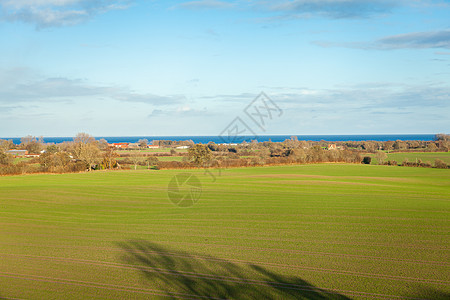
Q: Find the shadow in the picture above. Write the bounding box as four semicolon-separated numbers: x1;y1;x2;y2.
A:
116;240;351;299
404;286;450;300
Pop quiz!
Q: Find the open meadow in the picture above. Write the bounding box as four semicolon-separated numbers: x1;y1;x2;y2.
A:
369;152;450;165
0;164;449;299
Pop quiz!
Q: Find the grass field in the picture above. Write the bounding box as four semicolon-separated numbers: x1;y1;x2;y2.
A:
117;148;188;154
0;164;449;299
369;152;450;165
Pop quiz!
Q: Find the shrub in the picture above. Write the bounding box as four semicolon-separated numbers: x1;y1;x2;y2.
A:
435;159;448;169
362;156;372;164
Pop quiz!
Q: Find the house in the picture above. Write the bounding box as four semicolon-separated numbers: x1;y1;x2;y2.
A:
147;145;160;149
25;154;40;158
6;150;28;157
327;144;344;150
109;143;129;149
128;143;140;149
176;146;190;149
327;144;337;150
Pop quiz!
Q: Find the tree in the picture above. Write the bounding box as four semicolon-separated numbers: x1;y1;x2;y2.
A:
0;151;13;165
363;141;377;153
0;139;14;152
74;132;95;144
52;152;71;169
435;159;447;169
188;144;212;166
102;147;118;169
98;138;109;151
130;151;142;170
393;140;407;150
39;151;70;170
384;141;394;153
46;144;59;154
362;156;372;164
435;133;450;142
375;151;387;165
73;133;100;171
20;135;43;154
427;142;437;151
146;156;159;169
138;139;148;149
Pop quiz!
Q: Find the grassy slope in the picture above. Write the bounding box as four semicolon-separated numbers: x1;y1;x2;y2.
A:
0;165;449;299
369;151;450;165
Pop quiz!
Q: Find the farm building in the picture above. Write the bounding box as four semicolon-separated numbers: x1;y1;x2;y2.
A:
147;145;159;149
328;144;337;150
109;143;129;149
327;144;343;150
128;143;140;149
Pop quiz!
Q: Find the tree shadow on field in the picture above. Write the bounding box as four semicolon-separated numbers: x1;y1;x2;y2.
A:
116;240;351;299
404;286;450;300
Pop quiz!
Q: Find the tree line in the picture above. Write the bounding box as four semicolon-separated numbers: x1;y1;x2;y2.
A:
0;133;449;175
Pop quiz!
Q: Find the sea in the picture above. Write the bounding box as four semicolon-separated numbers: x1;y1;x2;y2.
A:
1;134;437;145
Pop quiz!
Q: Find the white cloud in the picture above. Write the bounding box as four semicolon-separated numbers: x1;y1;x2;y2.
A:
314;30;450;50
260;0;399;19
0;68;184;106
177;0;235;10
0;0;131;27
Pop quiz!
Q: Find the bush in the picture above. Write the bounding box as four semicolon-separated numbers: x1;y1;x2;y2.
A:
362;156;372;164
435;159;448;169
384;160;398;166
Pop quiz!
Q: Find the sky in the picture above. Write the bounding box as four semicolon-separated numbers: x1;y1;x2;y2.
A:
0;0;449;137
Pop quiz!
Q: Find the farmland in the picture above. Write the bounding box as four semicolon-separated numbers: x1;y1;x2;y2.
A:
0;164;449;299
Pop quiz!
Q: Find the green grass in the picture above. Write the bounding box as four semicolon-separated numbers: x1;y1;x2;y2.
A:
0;164;449;299
157;156;184;162
369;151;450;165
117;148;188;153
13;157;33;164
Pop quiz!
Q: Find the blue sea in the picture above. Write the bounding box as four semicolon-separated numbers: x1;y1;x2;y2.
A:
2;134;437;145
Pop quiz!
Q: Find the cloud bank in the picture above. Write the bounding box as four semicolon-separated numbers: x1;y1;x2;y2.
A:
0;68;184;106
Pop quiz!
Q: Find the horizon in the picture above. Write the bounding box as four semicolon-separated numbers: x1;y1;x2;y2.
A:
1;1;449;136
0;133;441;139
1;133;440;144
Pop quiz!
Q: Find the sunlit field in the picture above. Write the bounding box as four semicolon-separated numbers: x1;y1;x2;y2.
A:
0;164;449;299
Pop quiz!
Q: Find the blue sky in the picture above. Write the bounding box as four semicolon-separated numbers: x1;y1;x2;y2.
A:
0;0;449;137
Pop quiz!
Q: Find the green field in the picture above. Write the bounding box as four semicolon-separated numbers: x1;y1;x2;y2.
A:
117;148;188;154
369;151;450;165
0;164;449;299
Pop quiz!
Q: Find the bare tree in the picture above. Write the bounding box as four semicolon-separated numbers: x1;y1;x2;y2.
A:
98;138;109;151
20;135;43;154
73;133;100;171
0;139;14;152
138;139;148;149
375;151;387;165
130;151;142;170
74;132;95;144
102;147;118;169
